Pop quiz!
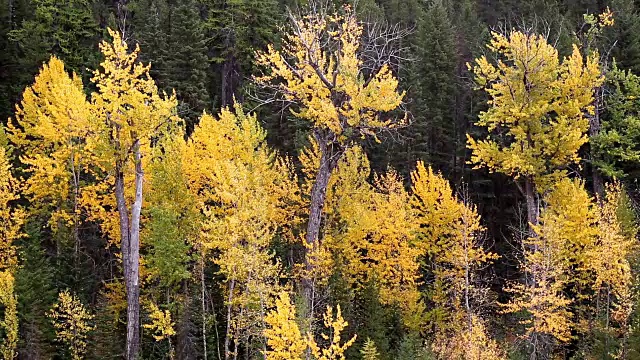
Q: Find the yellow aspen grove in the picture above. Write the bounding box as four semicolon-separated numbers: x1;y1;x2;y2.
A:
183;105;299;360
467;30;603;228
255;5;406;304
0;145;23;359
87;28;179;359
8;56;91;251
263;292;356;360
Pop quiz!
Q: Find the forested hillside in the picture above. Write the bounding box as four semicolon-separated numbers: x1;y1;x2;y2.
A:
2;0;640;359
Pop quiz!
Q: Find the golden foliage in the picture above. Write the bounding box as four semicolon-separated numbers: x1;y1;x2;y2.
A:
502;179;598;344
8;56;91;237
255;5;405;141
184;104;300;351
83;28;179;245
467;30;603;191
264;292;356;360
143;302;176;341
432;315;505;360
0;146;22;358
0;271;18;359
311;145;424;328
411;161;497;330
48;290;95;360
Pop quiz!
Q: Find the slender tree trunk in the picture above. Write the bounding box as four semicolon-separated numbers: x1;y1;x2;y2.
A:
116;144;143;360
303;135;343;309
201;256;208;360
589;87;605;200
524;177;539;231
224;279;235;360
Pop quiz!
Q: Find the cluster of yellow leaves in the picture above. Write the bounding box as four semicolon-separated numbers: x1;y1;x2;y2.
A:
306;145;423;328
143;302;176;341
468;30;603;191
503;179;593;343
9;28;179;248
48;290;95;360
0;145;22;358
0;272;18;359
8;56;92;238
255;6;405;140
432;315;505;360
263;292;356;360
184;104;300;350
411;161;498;330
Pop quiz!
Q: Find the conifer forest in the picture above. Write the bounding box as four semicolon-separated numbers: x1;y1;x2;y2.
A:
8;0;640;359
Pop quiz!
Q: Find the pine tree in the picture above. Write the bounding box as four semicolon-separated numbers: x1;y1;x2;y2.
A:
608;0;640;74
166;0;210;132
360;338;380;360
130;0;169;89
8;0;100;83
593;65;640;182
405;0;458;175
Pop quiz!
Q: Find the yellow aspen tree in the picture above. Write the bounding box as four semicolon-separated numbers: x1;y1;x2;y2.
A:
263;292;307;360
48;290;95;360
255;5;406;305
143;302;176;358
87;28;179;359
0;145;23;359
580;182;636;351
410;161;498;337
8;56;92;252
183;105;299;360
263;292;356;360
502;178;599;357
467;30;603;228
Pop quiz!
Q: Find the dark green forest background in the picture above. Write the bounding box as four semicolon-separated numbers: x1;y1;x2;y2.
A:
2;0;640;358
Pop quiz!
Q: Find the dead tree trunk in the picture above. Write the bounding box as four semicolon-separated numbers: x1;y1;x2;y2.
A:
116;142;143;360
302;131;344;316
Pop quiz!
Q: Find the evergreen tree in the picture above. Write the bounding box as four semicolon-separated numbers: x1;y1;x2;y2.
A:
205;0;281;107
405;0;457;176
8;0;100;82
166;0;210;132
608;0;640;74
131;0;169;89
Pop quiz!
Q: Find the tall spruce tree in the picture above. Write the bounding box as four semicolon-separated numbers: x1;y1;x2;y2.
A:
166;0;210;132
131;0;169;89
406;0;457;176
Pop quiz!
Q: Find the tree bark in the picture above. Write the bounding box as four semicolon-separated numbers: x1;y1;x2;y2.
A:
302;134;344;321
524;176;539;231
116;143;143;360
589;86;605;200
